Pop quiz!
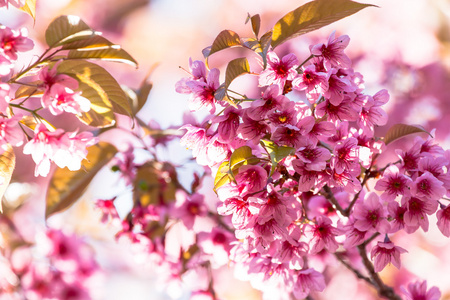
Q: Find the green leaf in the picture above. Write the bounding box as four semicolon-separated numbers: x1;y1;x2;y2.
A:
384;124;432;145
45;142;118;219
45;15;97;48
214;161;232;192
63;36;138;67
246;13;261;38
202;30;242;58
271;0;376;48
0;145;15;213
57;60;132;127
18;0;36;21
260;140;295;175
230;146;254;169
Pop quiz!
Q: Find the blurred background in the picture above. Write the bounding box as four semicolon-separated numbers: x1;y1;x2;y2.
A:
1;0;450;299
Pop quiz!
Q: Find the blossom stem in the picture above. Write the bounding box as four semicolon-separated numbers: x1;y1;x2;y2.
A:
334;252;372;284
357;244;402;300
322;185;346;215
296;54;314;72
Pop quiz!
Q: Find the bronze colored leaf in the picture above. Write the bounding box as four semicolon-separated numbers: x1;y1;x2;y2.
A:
57;60;132;127
246;13;261;38
45;15;97;48
18;0;36;21
0;145;15;213
14;82;42;99
64;36;138;67
202;30;242;58
45;142;117;219
225;57;250;88
271;0;376;48
133;161;177;206
384;124;431;145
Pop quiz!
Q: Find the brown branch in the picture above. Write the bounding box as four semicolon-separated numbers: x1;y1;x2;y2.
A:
357;244;402;300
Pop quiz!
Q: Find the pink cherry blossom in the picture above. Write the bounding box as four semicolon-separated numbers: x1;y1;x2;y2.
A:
331;137;360;174
401;280;441;300
0;114;23;151
310;31;351;69
374;165;412;202
436;203;450;237
23;124;97;176
292;268;326;299
41;84;91;116
0;26;33;60
259;51;299;88
353;192;390;234
402;196;438;232
370;241;407;272
95;198;120;224
247;85;288;121
411;171;446;201
0;0;25;8
306;215;342;254
292;64;330;102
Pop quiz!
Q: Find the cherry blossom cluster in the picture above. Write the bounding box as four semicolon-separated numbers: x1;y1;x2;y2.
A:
0;226;101;299
0;23;97;177
176;32;447;299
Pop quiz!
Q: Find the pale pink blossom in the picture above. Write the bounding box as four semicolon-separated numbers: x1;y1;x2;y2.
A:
0;26;33;60
42;84;91;115
292;268;326;299
0;114;23;151
23;124;97;176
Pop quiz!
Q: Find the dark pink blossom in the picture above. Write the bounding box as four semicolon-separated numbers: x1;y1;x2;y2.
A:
310;31;351;69
370;241;407;272
436;203;450;237
247;84;288;120
331;137;360;174
212;106;241;143
306;215;342;254
402;196;438;232
259;51;299;88
324;71;356;106
401;280;441;300
296;144;331;171
237;113;269;144
271;125;306;149
387;201;419;234
292;64;329;102
315;96;360;124
353;192;390;234
374;165;412;202
234;165;268;195
411;171;446;201
95;198;120;224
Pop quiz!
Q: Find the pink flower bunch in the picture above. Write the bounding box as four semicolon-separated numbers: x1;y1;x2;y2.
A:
0;228;101;300
23;123;97;177
0;25;33;76
176;31;446;299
